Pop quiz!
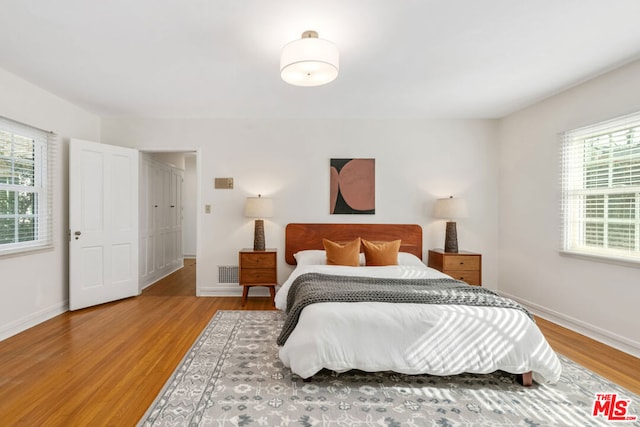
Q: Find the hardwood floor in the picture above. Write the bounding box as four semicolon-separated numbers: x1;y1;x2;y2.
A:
0;261;638;426
535;316;640;394
141;258;198;296
0;259;275;426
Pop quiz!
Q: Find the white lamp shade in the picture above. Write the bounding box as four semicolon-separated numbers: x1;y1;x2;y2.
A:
434;197;469;220
244;196;274;218
280;32;339;87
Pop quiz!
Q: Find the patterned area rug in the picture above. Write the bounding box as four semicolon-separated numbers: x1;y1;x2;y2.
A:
138;310;639;426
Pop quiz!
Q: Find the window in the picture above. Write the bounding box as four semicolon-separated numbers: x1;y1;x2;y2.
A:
561;111;640;263
0;117;55;256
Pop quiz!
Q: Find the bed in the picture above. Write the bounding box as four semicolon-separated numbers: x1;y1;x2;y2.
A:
275;223;562;385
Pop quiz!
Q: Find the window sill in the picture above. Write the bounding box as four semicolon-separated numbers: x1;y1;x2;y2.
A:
559;250;640;269
0;244;54;259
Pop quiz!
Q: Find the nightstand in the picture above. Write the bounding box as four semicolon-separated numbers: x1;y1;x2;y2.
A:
239;248;277;305
427;249;482;286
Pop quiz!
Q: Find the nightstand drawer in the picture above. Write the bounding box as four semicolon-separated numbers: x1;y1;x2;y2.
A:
446;270;481;286
443;255;480;271
239;253;276;269
240;268;277;284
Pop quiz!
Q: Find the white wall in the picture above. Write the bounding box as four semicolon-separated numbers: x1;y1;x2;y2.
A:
498;59;640;357
101;118;500;295
0;68;100;340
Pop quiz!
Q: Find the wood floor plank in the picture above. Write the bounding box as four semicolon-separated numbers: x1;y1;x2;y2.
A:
0;262;637;426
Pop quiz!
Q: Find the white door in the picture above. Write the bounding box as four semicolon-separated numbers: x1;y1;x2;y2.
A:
171;169;184;265
157;165;170;270
69;139;139;310
139;157;156;285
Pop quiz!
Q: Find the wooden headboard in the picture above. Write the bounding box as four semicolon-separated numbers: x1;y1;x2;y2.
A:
285;223;423;265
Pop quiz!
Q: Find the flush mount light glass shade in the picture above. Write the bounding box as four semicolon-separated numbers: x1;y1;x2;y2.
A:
280;31;339;87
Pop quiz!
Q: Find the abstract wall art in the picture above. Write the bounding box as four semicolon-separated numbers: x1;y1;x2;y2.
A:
330;158;375;214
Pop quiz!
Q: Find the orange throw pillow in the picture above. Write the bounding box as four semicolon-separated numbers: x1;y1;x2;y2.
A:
362;239;401;266
322;238;361;267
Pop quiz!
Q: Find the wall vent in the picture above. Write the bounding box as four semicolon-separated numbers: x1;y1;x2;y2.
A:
218;265;239;283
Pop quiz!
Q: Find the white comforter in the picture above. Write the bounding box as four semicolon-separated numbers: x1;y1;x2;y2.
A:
275;264;562;384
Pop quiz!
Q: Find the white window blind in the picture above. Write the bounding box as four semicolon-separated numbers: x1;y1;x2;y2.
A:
0;116;56;256
561;111;640;263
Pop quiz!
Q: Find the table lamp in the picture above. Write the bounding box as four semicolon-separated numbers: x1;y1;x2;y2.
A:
244;195;274;251
434;196;468;253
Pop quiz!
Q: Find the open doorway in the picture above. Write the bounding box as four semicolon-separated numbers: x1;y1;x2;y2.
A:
138;150;198;296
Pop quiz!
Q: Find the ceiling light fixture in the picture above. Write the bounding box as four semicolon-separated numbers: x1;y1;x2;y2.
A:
280;30;339;87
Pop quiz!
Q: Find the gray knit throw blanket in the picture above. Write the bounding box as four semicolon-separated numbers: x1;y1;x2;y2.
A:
277;272;534;346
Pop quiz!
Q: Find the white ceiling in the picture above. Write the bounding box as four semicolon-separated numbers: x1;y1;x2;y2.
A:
1;0;640;119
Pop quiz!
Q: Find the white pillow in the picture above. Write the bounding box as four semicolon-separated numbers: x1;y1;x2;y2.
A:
294;250;366;266
293;250;327;266
397;252;424;266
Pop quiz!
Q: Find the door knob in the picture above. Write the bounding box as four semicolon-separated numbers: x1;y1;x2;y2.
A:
74;231;81;240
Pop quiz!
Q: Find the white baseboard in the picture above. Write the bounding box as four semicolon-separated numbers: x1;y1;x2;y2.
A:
198;285;272;297
499;291;640;358
0;300;68;342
